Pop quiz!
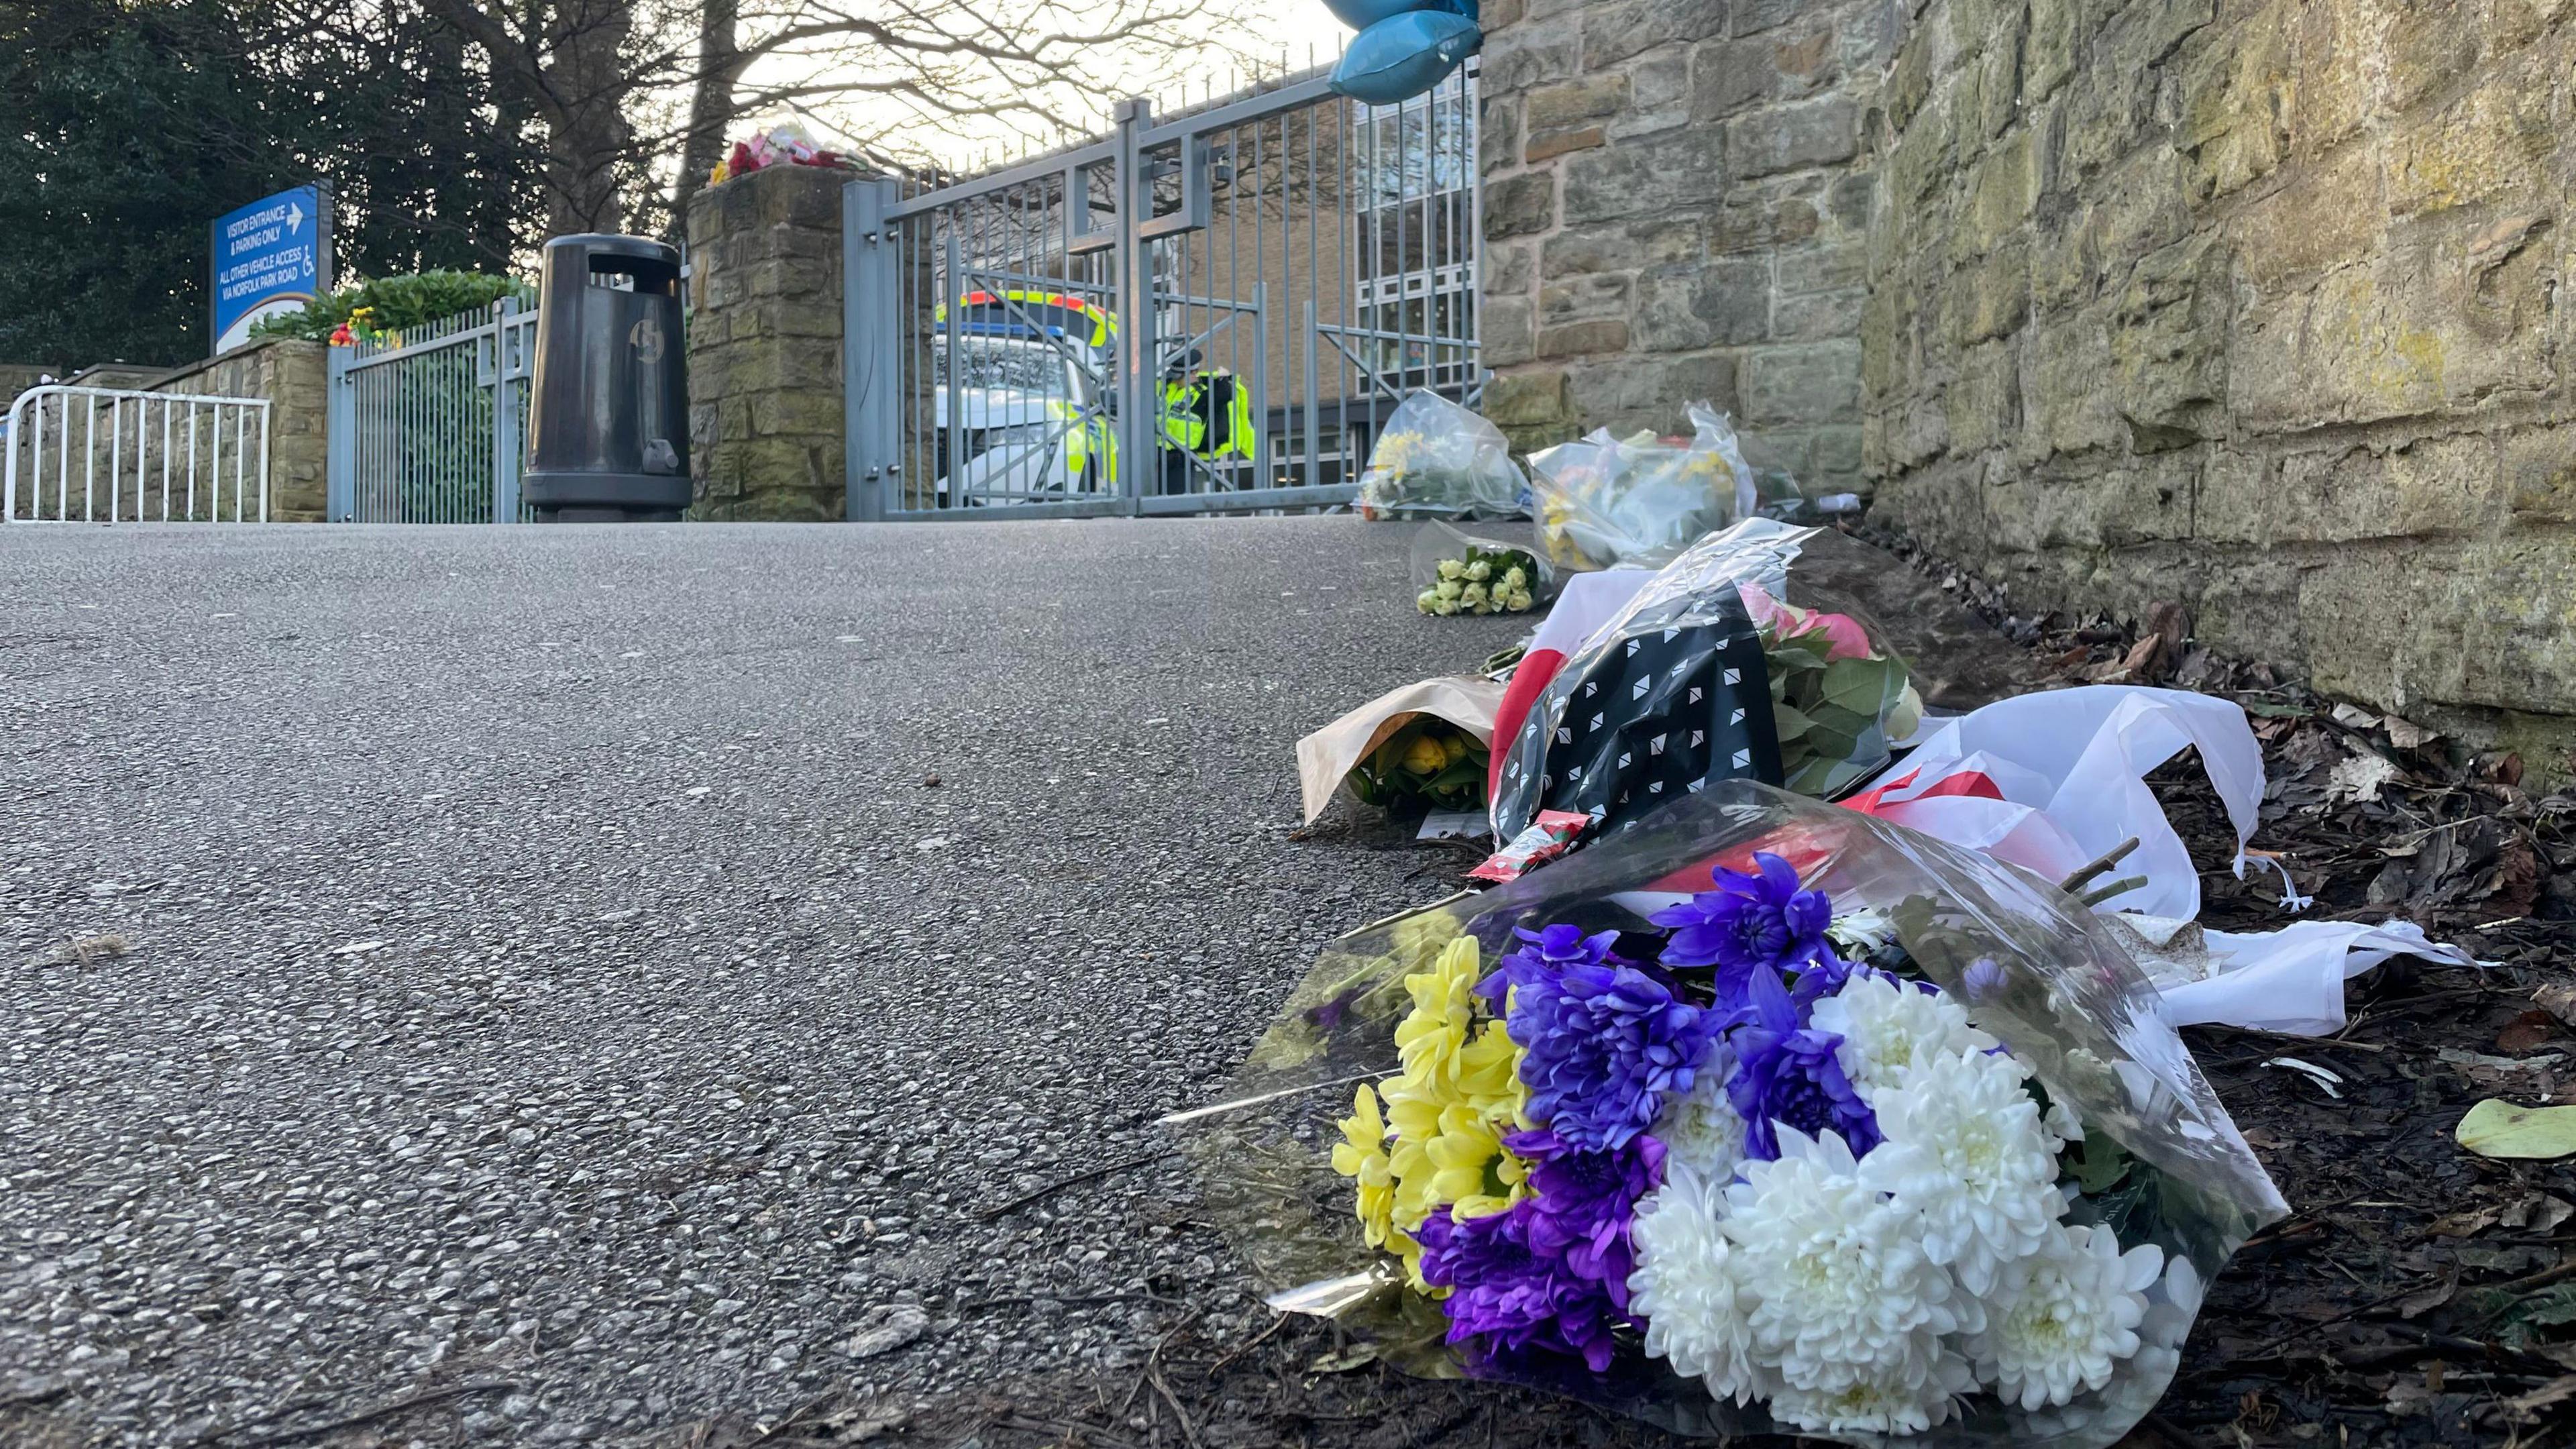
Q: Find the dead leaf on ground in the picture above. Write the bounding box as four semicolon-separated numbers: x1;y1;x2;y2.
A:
2500;1009;2562;1055
2326;752;2404;806
2458;1099;2576;1160
2501;1191;2576;1233
2428;1205;2503;1238
2538;982;2576;1030
2505;1374;2576;1423
1307;1344;1380;1374
2397;1271;2458;1320
2386;716;2441;749
2438;1046;2566;1094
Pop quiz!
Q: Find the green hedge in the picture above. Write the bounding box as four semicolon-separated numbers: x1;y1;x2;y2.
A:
250;270;531;341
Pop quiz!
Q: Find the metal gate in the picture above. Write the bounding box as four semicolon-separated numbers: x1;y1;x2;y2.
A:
3;385;271;523
325;298;537;523
845;62;1479;520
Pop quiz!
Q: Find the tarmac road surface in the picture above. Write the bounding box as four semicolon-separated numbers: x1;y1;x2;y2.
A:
0;518;1523;1445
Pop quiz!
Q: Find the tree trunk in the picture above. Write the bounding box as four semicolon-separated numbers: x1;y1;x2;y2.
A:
665;0;743;239
418;0;635;237
541;0;634;235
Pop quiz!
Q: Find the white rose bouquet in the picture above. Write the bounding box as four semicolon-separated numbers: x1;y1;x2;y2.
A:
1418;546;1541;616
1410;522;1554;616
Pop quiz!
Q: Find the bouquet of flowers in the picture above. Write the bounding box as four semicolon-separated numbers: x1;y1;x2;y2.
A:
1529;402;1758;572
708;122;851;186
1346;716;1492;812
1410;521;1554;616
1175;783;2284;1446
1356;391;1532;521
325;307;396;350
1489;519;1924;841
1418;549;1541;616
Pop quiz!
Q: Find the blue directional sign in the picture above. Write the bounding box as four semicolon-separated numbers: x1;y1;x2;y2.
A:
211;184;330;354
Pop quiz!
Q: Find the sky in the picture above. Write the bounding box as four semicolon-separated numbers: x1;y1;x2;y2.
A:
765;0;1358;172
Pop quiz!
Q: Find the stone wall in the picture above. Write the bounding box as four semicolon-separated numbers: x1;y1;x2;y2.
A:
151;339;330;521
1862;0;2576;771
6;340;326;522
0;363;52;408
1473;0;1892;491
686;163;849;521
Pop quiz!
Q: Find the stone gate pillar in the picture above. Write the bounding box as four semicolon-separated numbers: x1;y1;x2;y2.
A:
685;163;850;521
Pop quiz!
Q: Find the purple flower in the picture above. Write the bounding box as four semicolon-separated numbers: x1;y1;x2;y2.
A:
1786;945;1858;1010
1504;1129;1665;1311
1961;956;2008;1002
1415;1203;1623;1373
1725;963;1880;1161
1478;922;1621;1006
1652;851;1833;979
1500;955;1718;1152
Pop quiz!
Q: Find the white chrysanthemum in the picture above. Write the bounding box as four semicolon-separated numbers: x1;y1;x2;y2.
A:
1860;1044;2064;1297
1766;1339;1975;1435
2043;1095;2085;1153
1808;971;1996;1097
1824;906;1898;958
1629;1161;1774;1405
1650;1052;1748;1183
1721;1127;1968;1395
2140;1253;2201;1351
2021;1250;2196;1438
1968;1222;2164;1410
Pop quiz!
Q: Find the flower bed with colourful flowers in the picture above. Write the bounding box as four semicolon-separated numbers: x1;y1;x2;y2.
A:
1183;783;2283;1446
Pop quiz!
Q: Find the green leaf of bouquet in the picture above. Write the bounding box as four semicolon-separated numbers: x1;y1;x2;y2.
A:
1783;755;1841;794
1426;759;1485;792
1822;656;1902;718
1806;702;1874;737
1803;722;1861;759
2063;1133;2135;1194
1772;702;1816;740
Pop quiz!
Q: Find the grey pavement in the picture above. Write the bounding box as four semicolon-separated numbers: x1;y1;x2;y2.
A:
0;519;1525;1444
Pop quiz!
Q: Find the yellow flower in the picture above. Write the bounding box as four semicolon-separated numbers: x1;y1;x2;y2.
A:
1362;924;1543;1290
1373;430;1420;475
1383;1084;1445;1227
1331;1084;1397;1248
1421;1104;1501;1205
1456;1019;1529;1126
1383;1088;1527;1287
1401;907;1463;964
1400;733;1448;775
1393;936;1482;1088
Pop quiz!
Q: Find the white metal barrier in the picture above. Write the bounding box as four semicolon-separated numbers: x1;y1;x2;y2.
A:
2;385;271;523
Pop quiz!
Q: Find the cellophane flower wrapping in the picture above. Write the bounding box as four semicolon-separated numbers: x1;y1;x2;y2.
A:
1528;402;1759;572
1171;782;2286;1447
1489;518;1925;841
1356;392;1533;521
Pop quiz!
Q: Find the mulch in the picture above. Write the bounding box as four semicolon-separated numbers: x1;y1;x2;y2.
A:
682;537;2576;1449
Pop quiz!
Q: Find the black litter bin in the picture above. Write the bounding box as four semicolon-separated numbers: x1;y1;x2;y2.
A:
523;234;690;522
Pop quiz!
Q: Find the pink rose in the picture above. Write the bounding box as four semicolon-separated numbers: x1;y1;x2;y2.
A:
1739;582;1874;661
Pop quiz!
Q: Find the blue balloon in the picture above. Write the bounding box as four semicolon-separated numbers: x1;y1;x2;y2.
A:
1320;0;1474;35
1330;11;1482;105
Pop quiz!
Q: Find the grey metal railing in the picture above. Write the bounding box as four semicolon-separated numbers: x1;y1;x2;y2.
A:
325;298;537;523
845;62;1480;521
